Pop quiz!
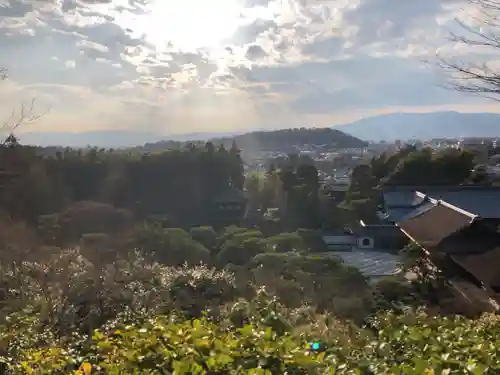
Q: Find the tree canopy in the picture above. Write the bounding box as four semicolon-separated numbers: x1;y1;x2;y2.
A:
0;143;245;228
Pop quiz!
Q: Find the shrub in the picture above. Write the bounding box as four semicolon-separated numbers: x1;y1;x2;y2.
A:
0;248;241;335
0;221;498;374
217;231;269;266
190;226;217;253
373;276;416;305
130;225;211;266
57;201;133;242
296;229;327;252
11;316;328;374
268;232;307;253
3;308;500;374
167;265;238;318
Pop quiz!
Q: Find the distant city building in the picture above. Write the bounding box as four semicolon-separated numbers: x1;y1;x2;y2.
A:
459;139;489;164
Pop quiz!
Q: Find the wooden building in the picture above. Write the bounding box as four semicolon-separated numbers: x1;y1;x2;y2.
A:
397;196;500;312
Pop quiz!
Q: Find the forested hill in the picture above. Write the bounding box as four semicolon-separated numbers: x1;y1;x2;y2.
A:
216;128;368;151
142;127;367;152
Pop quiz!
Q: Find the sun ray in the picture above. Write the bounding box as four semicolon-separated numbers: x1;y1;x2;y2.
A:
118;0;244;52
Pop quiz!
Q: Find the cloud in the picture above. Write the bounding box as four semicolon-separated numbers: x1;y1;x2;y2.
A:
0;0;498;138
64;60;76;68
245;44;268;60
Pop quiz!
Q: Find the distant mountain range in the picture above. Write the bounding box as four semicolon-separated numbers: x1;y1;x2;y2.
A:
16;111;500;148
337;111;500;142
18;131;158;148
17;131;240;148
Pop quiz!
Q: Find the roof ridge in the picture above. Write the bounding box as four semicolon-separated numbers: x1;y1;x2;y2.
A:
397;198;477;224
397;201;438;223
436;200;477;220
384;185;500;192
415;191;438;204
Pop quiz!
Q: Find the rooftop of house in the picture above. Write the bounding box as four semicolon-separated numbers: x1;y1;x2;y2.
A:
382;185;500;219
382;189;427;207
398;200;438;221
379;194;436;222
356;220;405;237
322;228;354;238
439;222;500;255
451;248;500;289
398;200;475;250
378;207;416;223
423;190;500;219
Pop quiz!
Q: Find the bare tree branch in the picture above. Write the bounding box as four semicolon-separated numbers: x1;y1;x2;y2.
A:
438;0;500;100
0;69;50;145
2;99;50;135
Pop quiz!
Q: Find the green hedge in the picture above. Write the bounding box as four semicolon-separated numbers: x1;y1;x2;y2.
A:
4;308;500;374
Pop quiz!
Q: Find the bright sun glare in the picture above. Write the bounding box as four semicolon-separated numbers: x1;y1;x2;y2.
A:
134;0;243;51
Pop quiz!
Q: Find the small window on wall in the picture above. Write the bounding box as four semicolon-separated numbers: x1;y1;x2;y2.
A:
358;237;373;249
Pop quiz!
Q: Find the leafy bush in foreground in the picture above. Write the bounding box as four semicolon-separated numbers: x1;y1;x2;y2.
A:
0;226;497;374
2;308;499;374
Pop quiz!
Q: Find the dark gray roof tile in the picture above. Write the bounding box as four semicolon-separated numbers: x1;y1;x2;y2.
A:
383;186;500;219
451;247;500;288
423;190;500;219
398;201;437;222
382;191;422;207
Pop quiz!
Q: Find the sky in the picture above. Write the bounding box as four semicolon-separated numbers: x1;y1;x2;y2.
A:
1;0;500;136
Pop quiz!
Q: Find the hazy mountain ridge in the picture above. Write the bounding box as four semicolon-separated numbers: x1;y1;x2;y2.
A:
19;128;364;150
16;111;500;148
18;131;239;148
137;128;367;152
337;111;500;141
212;128;368;151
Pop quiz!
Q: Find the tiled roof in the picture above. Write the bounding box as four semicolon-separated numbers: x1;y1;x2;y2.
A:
422;189;500;219
398;202;474;250
441;222;500;289
383;186;500;219
451;248;500;289
398;201;437;222
379;207;418;222
381;202;437;223
382;190;434;222
382;190;426;207
355;223;404;237
438;221;500;255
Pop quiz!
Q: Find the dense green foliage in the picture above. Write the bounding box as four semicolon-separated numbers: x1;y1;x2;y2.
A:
0;142;245;227
2;293;500;374
0;223;496;374
373;147;475;186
